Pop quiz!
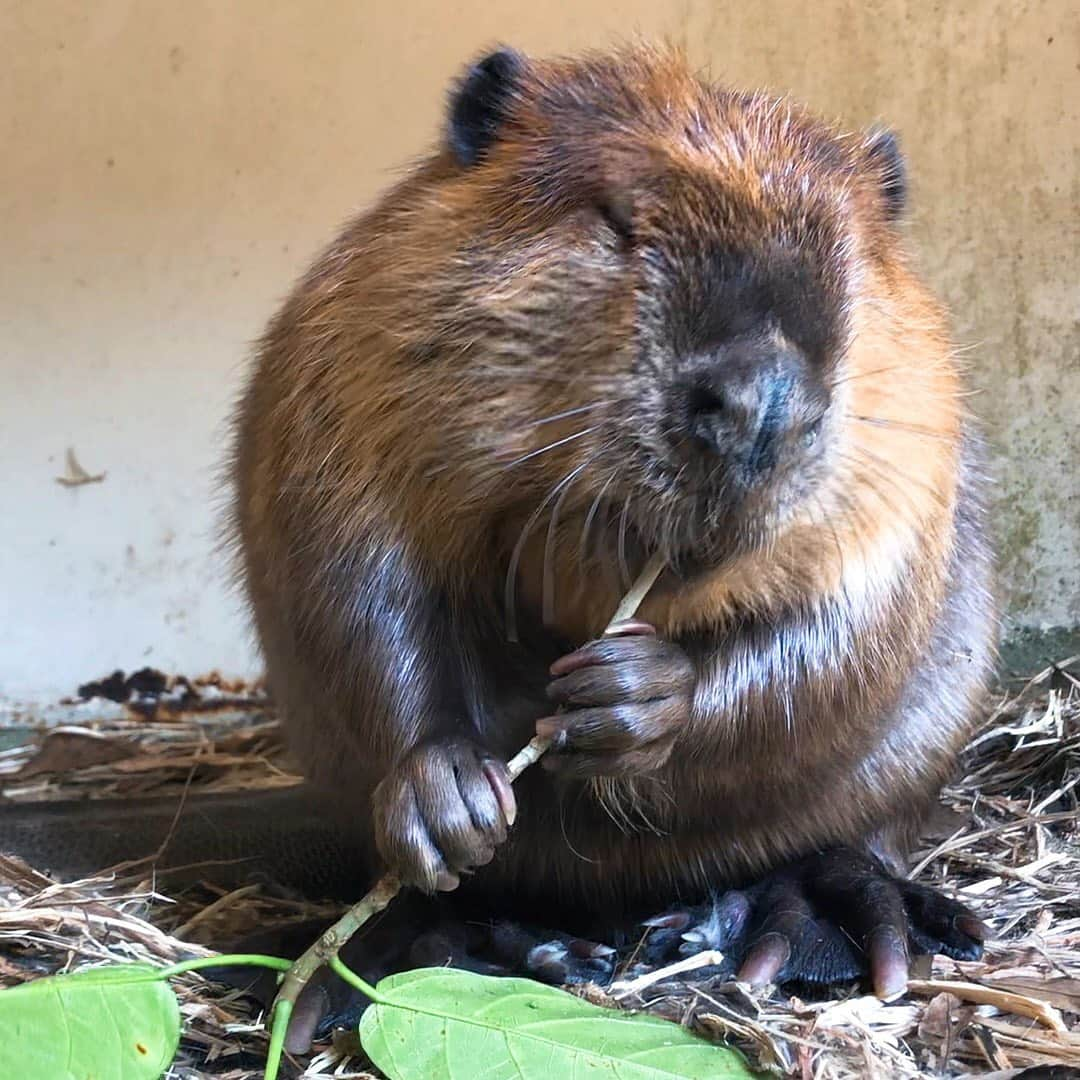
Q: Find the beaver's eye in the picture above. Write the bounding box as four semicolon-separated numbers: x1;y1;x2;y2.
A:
597;195;634;250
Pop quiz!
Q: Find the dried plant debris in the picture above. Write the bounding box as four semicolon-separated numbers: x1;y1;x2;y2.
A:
54;447;106;488
0;657;1077;1078
0;675;287;804
72;668;272;720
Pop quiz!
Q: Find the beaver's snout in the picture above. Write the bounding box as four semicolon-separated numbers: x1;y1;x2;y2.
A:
673;333;830;487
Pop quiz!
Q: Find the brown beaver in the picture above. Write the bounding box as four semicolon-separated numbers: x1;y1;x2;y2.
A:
0;42;996;1050
225;41;996;1039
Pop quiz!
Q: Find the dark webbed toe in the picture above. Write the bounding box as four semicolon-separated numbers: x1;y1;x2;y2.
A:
899;877;986;961
642;847;985;999
484;919;615;984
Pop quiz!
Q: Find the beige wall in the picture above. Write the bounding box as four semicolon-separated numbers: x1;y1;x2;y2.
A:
1;1;1077;708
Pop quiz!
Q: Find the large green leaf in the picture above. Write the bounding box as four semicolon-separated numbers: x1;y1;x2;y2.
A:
359;967;753;1079
0;963;180;1080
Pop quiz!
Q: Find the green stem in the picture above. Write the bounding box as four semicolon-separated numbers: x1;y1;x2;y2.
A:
158;954;297;1080
264;998;292;1080
158;954;293;979
327;954;385;1001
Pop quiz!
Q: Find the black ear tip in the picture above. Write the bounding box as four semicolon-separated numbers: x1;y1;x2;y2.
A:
865;127;906;219
448;47;526;167
473;47;525;84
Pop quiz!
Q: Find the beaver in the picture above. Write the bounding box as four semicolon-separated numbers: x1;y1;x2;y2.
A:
223;41;996;1040
0;42;996;1049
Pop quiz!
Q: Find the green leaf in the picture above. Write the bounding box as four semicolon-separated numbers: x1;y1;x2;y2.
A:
359;967;754;1079
0;963;180;1080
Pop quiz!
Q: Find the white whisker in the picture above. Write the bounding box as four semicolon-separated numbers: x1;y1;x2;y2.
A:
579;469;617;572
504;461;591;642
502;426;597;471
529;402;608;428
543;460;589;626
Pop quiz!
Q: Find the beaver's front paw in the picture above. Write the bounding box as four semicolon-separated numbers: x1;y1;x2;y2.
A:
372;737;515;893
538;620;694;778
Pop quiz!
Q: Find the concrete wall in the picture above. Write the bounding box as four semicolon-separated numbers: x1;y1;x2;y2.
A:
2;1;1077;710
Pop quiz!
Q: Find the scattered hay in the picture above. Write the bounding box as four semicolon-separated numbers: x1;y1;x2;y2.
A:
0;658;1077;1078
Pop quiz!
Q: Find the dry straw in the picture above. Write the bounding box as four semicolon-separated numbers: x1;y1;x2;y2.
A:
1;654;1076;1077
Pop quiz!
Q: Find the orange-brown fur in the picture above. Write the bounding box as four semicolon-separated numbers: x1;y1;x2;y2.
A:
231;45;996;917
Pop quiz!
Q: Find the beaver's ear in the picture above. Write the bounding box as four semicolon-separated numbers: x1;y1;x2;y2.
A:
447;48;525;167
864;128;907;220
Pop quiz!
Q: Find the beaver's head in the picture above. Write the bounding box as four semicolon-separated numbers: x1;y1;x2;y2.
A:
383;46;940;581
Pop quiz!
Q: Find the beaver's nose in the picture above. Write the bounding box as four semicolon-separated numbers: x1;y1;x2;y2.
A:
683;340;826;476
